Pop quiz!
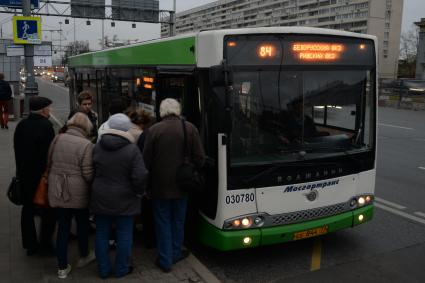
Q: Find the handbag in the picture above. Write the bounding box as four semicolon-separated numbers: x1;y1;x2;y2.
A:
33;172;49;207
33;135;60;207
7;177;23;206
176;119;204;194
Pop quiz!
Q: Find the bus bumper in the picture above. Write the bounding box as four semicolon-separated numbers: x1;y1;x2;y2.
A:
198;205;374;251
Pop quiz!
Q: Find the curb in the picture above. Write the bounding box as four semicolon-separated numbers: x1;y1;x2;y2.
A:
186;254;222;283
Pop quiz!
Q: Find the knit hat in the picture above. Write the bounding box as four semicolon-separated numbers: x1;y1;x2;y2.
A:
30;96;52;111
108;113;131;131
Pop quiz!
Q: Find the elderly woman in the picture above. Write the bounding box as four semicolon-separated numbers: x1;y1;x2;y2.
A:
91;113;148;279
47;112;95;279
143;98;205;273
126;108;153;142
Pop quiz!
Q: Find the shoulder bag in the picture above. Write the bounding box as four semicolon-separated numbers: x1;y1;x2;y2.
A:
7;177;23;206
176;119;204;194
33;135;60;207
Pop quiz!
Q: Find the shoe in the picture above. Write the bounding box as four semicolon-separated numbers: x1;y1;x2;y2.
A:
58;264;72;279
0;125;3;129
4;125;8;129
76;250;96;268
173;249;190;264
155;258;171;273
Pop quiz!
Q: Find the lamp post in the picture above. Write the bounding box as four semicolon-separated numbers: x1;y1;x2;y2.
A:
59;21;62;65
170;0;176;36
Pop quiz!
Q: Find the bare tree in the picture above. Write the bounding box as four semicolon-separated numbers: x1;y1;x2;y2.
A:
62;40;90;65
399;26;419;77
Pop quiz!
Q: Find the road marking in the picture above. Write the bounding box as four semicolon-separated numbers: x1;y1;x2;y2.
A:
378;123;414;130
414;212;425;218
375;203;425;226
374;197;406;210
418;167;425;170
310;239;322;271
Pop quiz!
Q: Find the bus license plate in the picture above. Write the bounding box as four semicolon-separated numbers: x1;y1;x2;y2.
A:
293;226;328;240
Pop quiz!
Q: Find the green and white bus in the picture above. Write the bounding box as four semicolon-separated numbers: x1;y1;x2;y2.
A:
69;27;377;251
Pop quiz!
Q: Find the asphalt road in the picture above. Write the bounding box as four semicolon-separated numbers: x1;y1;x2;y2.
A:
36;76;70;125
36;78;425;282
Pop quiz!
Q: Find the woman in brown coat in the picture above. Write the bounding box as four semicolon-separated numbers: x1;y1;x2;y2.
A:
47;112;95;279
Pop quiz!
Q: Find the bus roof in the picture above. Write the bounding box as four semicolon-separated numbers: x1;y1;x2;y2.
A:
69;27;377;69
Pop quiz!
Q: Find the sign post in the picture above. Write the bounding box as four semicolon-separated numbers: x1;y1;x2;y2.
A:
13;0;41;117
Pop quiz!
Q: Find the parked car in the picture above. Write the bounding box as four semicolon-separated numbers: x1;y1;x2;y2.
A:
395;79;425;96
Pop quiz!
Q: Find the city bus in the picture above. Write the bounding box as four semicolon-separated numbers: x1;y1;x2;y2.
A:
68;27;377;251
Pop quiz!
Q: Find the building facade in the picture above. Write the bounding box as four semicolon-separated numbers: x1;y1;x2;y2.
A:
161;0;403;79
415;18;425;80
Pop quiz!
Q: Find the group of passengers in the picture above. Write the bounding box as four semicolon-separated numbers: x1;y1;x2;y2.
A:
13;91;206;279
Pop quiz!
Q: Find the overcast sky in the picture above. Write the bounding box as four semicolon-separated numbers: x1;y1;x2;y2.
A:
0;0;423;53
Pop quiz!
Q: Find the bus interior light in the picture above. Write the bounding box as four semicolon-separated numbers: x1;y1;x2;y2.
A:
228;41;237;47
359;44;366;50
143;77;154;83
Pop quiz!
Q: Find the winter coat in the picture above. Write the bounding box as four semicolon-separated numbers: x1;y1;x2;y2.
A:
47;127;94;209
0;80;12;101
143;116;206;199
14;113;55;204
90;130;148;215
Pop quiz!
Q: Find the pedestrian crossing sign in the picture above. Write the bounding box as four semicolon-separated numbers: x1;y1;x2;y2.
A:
12;16;42;44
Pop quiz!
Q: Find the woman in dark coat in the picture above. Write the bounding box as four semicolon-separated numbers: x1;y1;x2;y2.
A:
91;114;148;279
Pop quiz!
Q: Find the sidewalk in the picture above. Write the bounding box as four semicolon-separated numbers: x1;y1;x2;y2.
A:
0;121;218;283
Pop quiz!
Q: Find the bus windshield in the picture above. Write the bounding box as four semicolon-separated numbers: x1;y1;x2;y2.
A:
225;34;375;165
230;69;375;165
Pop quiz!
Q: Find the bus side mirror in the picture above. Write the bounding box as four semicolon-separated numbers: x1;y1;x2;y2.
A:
209;65;233;87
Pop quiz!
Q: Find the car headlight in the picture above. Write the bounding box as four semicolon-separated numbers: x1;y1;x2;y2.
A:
223;214;265;230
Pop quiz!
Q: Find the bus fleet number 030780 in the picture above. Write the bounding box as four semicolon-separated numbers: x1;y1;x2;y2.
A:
225;193;256;205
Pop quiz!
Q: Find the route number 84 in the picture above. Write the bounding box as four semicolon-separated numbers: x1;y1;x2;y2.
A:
225;193;255;204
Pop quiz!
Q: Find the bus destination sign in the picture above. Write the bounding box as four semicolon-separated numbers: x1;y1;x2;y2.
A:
225;34;375;67
291;43;345;61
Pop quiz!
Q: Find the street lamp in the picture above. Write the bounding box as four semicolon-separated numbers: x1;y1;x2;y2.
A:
59;21;62;65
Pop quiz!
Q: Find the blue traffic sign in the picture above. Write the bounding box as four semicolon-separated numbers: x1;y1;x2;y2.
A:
13;16;42;44
0;0;39;9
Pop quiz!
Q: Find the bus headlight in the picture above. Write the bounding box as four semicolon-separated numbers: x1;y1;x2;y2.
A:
223;214;267;230
352;194;374;208
242;237;252;246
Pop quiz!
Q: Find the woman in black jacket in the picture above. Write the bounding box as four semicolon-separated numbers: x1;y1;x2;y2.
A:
91;114;148;279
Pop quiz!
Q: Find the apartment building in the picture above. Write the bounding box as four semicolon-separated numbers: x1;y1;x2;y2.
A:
161;0;403;79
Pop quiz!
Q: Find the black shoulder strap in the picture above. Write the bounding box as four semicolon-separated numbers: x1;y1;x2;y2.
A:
181;118;189;159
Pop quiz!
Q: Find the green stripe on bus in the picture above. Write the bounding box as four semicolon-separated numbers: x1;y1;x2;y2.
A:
197;205;374;251
69;36;196;67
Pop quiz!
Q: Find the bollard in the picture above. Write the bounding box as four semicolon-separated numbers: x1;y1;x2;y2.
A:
12;94;24;120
